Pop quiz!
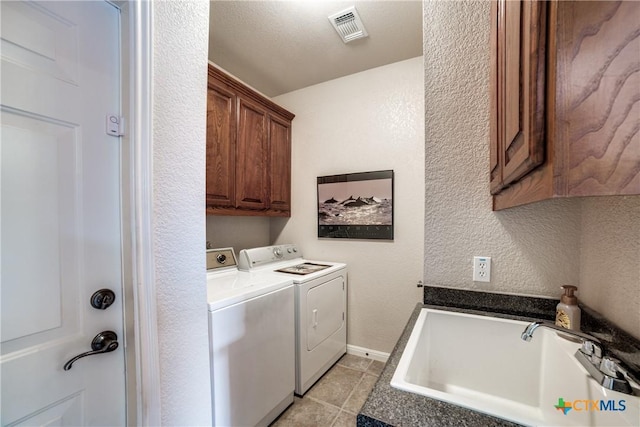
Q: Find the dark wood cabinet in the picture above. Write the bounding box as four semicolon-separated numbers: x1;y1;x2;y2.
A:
235;97;268;211
490;0;639;210
206;64;294;216
268;115;292;213
490;0;546;195
206;80;236;208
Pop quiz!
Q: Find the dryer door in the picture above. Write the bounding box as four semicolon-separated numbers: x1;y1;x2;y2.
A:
307;276;345;350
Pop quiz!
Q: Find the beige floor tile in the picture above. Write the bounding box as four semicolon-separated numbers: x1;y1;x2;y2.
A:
307;365;364;408
271;397;339;427
337;354;372;372
331;410;356;427
270;356;381;426
343;374;378;414
365;360;385;377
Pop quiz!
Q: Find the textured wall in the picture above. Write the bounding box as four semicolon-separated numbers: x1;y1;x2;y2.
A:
423;1;582;297
153;1;212;425
580;197;640;339
206;215;271;253
271;57;425;353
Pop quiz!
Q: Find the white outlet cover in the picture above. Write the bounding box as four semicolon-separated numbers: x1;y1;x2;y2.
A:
473;256;491;282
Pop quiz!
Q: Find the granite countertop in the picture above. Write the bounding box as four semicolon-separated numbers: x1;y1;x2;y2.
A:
357;287;640;427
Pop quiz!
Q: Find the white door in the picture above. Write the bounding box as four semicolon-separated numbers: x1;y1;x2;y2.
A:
1;1;125;425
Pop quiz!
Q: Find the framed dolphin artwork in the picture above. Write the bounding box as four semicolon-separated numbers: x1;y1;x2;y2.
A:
317;170;394;240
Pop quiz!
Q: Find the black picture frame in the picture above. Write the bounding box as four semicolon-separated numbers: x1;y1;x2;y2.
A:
317;170;394;240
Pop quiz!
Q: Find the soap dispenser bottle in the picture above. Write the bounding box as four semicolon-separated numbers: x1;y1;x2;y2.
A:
555;285;581;331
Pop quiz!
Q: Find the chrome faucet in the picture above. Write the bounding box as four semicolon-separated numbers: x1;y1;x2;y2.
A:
522;321;602;345
521;321;638;395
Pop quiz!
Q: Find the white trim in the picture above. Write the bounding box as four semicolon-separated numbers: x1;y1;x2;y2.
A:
346;344;390;363
117;2;136;425
129;1;161;425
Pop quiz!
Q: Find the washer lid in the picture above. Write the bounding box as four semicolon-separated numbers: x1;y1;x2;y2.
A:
207;270;293;311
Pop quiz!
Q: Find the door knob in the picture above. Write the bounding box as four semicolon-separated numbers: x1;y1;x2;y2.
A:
63;331;119;371
90;289;116;309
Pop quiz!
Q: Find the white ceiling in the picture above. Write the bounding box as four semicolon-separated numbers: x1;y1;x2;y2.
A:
209;1;423;97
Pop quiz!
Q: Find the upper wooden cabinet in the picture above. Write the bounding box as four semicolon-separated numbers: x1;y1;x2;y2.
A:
268;115;292;213
206;64;294;216
490;0;639;210
206;78;236;208
490;0;546;195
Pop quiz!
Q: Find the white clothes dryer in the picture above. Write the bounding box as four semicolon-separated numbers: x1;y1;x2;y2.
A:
207;248;294;426
238;244;347;395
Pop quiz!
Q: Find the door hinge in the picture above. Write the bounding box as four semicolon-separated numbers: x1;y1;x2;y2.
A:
343;312;345;321
106;114;124;136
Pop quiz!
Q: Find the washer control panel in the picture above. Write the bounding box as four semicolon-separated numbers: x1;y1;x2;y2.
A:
207;247;237;271
238;244;301;270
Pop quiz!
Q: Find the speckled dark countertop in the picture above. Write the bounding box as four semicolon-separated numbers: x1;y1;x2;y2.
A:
357;286;640;427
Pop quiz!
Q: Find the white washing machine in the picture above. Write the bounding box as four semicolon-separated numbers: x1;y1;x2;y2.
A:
238;244;347;395
207;248;295;426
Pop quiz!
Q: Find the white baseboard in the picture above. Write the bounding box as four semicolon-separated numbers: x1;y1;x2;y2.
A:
346;344;390;363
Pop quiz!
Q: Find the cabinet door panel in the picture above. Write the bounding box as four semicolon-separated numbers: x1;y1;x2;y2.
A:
558;1;640;196
503;1;522;146
206;83;236;207
236;98;268;210
268;115;291;214
497;0;546;188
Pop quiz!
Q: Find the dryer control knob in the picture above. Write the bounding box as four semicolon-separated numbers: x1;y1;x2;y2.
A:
273;247;283;258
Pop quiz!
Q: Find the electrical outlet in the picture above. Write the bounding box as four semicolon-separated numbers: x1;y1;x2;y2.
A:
473;256;491;282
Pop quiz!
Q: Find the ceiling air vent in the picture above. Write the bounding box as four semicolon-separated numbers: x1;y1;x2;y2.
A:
328;6;369;43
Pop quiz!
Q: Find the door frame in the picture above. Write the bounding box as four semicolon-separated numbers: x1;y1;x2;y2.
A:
115;1;161;425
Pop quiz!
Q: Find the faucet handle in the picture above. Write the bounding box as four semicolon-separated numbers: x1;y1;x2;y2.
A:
600;356;622;377
580;340;603;365
598;356;634;395
601;356;640;385
580;340;600;356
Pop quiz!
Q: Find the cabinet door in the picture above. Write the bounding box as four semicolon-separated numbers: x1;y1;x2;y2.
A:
206;81;236;208
492;0;546;191
268;115;291;215
236;97;268;210
557;1;640;196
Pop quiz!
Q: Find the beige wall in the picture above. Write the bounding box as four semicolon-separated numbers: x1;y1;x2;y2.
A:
271;57;426;353
580;197;640;339
206;216;270;253
424;0;639;340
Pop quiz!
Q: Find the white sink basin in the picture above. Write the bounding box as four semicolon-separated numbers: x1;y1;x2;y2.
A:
391;308;640;426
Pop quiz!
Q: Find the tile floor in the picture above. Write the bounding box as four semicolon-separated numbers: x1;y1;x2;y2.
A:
271;354;385;427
